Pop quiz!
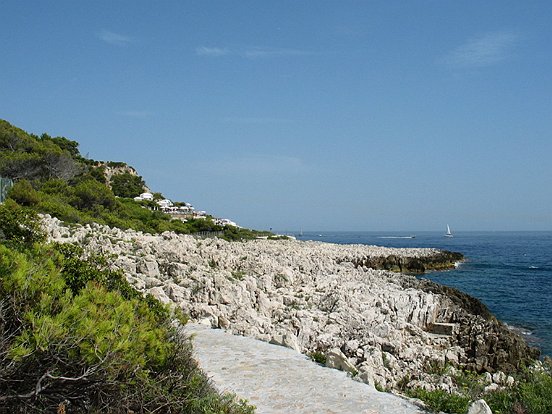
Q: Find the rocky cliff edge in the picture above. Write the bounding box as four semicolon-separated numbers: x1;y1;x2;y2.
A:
42;216;538;395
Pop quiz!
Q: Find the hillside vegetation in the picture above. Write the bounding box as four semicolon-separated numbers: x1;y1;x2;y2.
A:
0;119;268;241
0;119;263;412
0;200;254;413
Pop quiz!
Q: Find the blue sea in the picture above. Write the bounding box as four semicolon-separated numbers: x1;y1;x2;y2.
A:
294;231;552;357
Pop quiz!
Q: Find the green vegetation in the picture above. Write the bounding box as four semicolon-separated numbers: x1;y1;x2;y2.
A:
407;388;470;413
0;199;46;247
484;368;552;414
230;270;246;281
267;235;290;240
0;119;269;241
110;172;146;198
405;364;552;414
0;202;254;413
308;351;327;365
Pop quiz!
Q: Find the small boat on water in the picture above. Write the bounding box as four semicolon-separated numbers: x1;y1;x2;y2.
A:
444;224;453;238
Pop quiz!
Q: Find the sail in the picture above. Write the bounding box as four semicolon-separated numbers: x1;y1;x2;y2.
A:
445;224;453;237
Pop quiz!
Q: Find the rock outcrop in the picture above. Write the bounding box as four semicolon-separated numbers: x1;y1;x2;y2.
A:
41;216;538;393
342;250;464;273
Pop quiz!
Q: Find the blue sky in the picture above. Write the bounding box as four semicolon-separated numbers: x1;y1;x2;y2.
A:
1;1;551;231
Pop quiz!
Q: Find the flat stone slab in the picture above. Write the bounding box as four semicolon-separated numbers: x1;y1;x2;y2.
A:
427;322;457;336
187;324;423;414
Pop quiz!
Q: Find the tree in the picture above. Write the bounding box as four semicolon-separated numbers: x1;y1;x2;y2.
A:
7;179;40;207
0;152;43;180
110;172;146;198
41;134;81;158
71;179;116;210
43;152;80;180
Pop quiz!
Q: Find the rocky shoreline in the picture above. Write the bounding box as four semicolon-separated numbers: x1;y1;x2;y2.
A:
42;216;538;396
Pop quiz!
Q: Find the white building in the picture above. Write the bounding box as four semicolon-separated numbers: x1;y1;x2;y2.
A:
214;218;239;227
156;199;173;208
134;192;153;201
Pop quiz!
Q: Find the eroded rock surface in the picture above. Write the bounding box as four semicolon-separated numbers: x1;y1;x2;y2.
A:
42;216;538;393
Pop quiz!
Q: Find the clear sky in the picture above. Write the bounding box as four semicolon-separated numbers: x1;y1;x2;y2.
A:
1;1;551;231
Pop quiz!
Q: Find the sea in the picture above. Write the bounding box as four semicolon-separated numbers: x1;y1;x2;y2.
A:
293;231;552;358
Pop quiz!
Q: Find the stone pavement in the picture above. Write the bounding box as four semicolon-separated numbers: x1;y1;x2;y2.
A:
187;324;424;414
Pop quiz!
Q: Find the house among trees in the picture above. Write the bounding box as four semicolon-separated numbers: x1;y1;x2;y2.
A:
134;192;154;201
131;191;238;227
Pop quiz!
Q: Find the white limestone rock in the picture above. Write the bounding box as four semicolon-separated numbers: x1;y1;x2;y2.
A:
468;399;492;414
148;287;171;305
325;348;358;374
270;333;301;352
40;215;490;396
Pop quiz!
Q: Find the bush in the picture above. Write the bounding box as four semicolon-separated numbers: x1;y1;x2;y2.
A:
36;195;86;224
7;179;40;206
0;241;255;413
110;172;145;198
406;388;470;414
71;179;116;210
0;199;45;247
308;351;327;365
517;370;552;414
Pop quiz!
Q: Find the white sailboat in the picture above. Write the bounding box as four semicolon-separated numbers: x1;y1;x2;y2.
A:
444;224;453;238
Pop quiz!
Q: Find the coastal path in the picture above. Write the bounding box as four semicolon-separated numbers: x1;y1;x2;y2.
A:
187;324;423;414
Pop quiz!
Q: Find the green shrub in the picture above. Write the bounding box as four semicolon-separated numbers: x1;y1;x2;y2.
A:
36;195;87;223
231;270;246;280
406;388;470;414
517;370;552;414
71;179;116;210
309;351;327;365
7;179;40;206
221;226;272;241
89;164;107;184
0;199;45;247
485;390;516;414
110;172;145;198
0;240;255;413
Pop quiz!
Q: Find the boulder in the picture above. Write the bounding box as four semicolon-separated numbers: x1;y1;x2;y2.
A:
270;333;301;353
468;399;492;414
148;287;171;304
325;348;357;375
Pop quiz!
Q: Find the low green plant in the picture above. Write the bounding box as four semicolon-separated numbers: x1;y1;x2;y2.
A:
425;360;449;376
309;351;327;365
231;270;246;280
515;370;552;414
406;364;552;414
406;388;470;414
267;235;289;240
483;370;552;414
374;382;386;392
396;374;411;391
